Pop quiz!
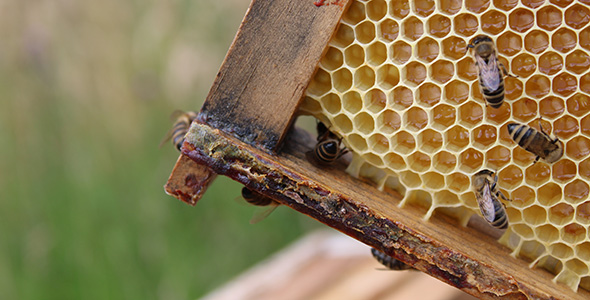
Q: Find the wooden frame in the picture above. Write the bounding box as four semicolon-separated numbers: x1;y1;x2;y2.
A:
165;1;588;299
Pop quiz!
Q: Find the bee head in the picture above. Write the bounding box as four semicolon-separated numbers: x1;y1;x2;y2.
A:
472;169;495;188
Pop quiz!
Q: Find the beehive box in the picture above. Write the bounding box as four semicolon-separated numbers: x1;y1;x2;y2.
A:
300;0;590;292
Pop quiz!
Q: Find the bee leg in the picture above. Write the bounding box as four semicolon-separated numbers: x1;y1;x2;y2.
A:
537;117;554;141
500;63;518;78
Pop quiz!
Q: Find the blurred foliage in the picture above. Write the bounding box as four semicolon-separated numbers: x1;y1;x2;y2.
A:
0;0;319;299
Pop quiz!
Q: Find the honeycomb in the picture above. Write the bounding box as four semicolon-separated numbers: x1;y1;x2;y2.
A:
300;0;590;291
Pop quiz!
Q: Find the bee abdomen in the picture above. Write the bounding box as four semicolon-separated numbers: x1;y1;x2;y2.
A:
481;80;505;108
370;248;413;271
241;187;274;206
315;140;339;163
491;199;508;229
507;123;535;148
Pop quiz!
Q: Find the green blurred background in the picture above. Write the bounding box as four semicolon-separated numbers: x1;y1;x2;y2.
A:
1;1;319;298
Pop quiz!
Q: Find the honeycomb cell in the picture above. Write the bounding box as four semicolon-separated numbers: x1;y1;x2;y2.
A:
344;44;364;68
384;152;406;170
536;224;560;243
525;75;551;99
413;0;435;17
333;24;355;48
433;151;457;173
391;40;412;64
363;153;384;167
497;31;522;56
321;93;342;115
576;242;590;261
493;0;518;11
417;83;441;107
498;164;523;189
356;21;377;44
552;72;577;97
403;61;427;86
367;42;387;67
307;69;332;96
577;201;590;223
332;68;353;92
321;47;343;71
402;16;423;41
441;37;467;60
444;80;470;105
549;203;575;225
509;8;535;33
537;5;563;31
342;91;362;114
459;101;483;127
512;98;538;122
481;9;507;35
459;148;484;172
538;52;564;75
552;28;577;53
552;159;577;184
446;125;470;151
566;136;590;160
368;133;390;154
408;151;431;172
392;131;416;154
364;89;386;113
377;110;401;134
379;19;399;42
581;26;590;51
513;224;535;239
564;179;590;204
523;205;548;226
485;102;511;125
582;116;590;137
416;37;439;63
564;4;590;29
511;186;536;208
522;0;545;9
418;129;443;153
302;96;322;114
333;114;353;133
454;13;479;37
472;125;497;149
524;30;550;54
391;86;413;110
562;224;586;244
465;0;490;13
525;163;551;187
554;116;579;140
400;171;423;188
486;146;511;170
440;0;462;15
538;183;563;206
550;243;574;260
353;112;375;134
348;133;369;152
390;0;410;19
424;172;445;190
342;1;365;25
513;145;536;166
375;64;400;90
432;104;456;129
581;73;590;94
430;60;454;84
366;0;387;21
355;66;376;91
446;172;470;193
550;0;574;8
511;53;536;78
567;93;590;117
404;107;429;131
505;73;524;101
506;207;522;223
539;96;565;119
456;57;478;81
565;50;590;75
427;14;451;38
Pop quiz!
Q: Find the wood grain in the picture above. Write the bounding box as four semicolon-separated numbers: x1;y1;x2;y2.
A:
182;121;588;300
164;154;217;205
198;0;350;151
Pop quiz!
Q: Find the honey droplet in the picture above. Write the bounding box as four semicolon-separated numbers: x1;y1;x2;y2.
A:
459;148;484;172
446;125;470;151
472;125;497;148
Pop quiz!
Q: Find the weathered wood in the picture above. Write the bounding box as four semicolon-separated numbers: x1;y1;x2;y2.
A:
182;121;588;300
164;154;217;205
198;0;351;151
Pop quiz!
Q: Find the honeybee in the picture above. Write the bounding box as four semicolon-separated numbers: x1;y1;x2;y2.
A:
239;187;281;224
467;35;516;108
161;110;198;150
471;169;509;230
311;122;348;164
370;248;414;271
507;121;564;164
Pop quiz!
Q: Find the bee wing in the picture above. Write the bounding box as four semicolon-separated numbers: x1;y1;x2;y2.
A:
250;202;280;224
476;54;501;91
476;183;496;223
